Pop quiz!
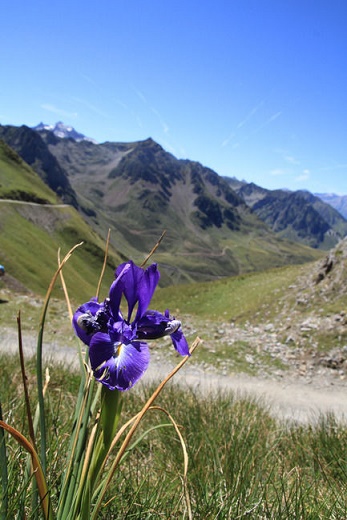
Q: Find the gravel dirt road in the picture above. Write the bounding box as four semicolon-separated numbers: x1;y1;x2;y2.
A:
1;328;346;425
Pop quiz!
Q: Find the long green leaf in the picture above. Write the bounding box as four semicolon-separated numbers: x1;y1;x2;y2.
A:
17;312;36;450
57;371;97;518
36;242;83;475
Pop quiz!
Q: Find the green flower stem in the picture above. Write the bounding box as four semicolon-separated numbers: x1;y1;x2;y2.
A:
100;386;123;448
90;338;200;519
87;386;123;490
69;386;122;519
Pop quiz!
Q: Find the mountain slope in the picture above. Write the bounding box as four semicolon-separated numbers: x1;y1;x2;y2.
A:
0;124;78;207
0;140;59;204
0;123;323;286
226;180;347;249
0;142;123;300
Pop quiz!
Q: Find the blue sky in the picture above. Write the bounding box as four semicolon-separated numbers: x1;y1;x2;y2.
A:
1;1;347;194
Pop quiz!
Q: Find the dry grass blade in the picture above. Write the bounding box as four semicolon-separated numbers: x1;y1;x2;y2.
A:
140;230;166;268
40;241;84;324
0;420;52;520
58;247;73;323
37;241;84;474
96;228;111;300
147;405;192;520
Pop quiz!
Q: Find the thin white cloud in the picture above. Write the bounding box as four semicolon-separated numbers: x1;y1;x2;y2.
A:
221;132;235;148
270;168;286;176
160;139;177;155
284;154;300;165
132;86;147;104
221;100;265;147
132;85;169;134
252;111;282;136
295;169;310;182
41;104;78;119
80;73;98;87
221;103;281;148
237;99;265;129
150;106;169;134
274;148;300;166
115;99;128;110
268;111;282;123
71;96;110;119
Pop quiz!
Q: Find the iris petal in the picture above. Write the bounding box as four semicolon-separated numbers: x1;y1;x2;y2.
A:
109;262;131;318
171;329;190;356
115;261;160;322
137;310;168;339
89;332;150;391
135;264;160;321
115;261;141;321
137;310;190;355
72;299;104;346
89;332;116;370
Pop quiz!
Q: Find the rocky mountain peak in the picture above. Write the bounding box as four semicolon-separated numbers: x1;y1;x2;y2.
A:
33;122;96;143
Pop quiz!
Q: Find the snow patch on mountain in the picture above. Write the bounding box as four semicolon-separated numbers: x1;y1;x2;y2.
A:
33;122;97;143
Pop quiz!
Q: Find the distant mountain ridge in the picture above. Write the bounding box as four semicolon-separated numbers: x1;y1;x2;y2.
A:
224;179;347;249
33;121;96;143
315;193;347;220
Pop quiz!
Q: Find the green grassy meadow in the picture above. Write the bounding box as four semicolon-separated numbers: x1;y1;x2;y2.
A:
1;353;346;519
152;263;305;322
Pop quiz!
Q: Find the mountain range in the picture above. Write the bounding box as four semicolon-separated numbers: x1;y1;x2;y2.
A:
0;121;344;290
225;179;347;249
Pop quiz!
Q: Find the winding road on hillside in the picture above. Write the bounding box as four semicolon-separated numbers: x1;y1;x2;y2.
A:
0;199;69;207
1;328;346;425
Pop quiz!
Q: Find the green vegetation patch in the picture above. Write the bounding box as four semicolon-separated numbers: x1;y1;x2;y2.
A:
0;203;122;301
152;264;308;323
0;140;58;203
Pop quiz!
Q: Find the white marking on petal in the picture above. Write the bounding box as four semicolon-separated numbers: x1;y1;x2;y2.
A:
165;320;181;335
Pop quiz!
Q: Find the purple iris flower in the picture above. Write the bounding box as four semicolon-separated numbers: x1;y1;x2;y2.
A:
72;261;189;391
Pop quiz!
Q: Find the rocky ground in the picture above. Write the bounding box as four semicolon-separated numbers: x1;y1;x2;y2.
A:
198;240;347;388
